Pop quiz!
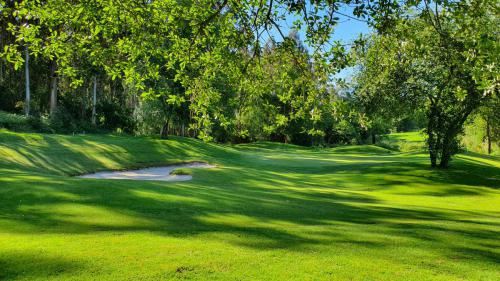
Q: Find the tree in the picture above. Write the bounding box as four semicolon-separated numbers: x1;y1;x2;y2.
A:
3;0;455;145
480;96;500;154
24;44;29;116
354;0;499;167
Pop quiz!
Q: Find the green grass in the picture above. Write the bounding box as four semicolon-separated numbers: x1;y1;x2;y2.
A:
0;129;499;280
462;115;500;155
170;168;192;176
379;131;427;152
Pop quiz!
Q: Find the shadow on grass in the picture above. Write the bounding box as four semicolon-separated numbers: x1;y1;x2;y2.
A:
0;252;90;280
0;134;238;176
0;132;499;277
1;166;499;260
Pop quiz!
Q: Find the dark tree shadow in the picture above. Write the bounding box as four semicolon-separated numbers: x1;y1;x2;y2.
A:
0;252;90;281
0;133;499;278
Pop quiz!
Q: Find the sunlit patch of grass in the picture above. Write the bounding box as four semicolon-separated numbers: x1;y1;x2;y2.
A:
0;130;499;280
457;153;500;168
379;131;427;152
19;203;158;229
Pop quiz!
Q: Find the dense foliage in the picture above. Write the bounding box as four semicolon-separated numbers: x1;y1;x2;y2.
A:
353;0;499;167
0;0;498;166
0;0;382;143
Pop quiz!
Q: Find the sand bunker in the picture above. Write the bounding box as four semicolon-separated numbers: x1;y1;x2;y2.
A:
77;162;215;181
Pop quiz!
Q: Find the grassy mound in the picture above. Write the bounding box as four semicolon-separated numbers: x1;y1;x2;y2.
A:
0;130;499;280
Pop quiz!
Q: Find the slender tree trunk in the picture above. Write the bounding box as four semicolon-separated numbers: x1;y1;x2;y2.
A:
0;55;3;82
160;118;170;139
49;61;58;116
24;45;30;117
81;87;87;119
486;116;492;154
92;75;97;125
371;133;376;145
0;31;3;82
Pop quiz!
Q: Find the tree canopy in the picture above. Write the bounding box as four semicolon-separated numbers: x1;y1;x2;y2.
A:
354;0;499;167
0;0;498;167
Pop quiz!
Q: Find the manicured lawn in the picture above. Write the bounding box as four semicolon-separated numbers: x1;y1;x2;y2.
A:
379;131;427;152
0;129;499;280
385;131;426;142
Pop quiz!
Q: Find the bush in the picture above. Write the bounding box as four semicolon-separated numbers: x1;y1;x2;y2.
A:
47;108;78;133
170;168;192;176
0;111;46;132
0;111;27;128
97;100;134;133
0;110;96;134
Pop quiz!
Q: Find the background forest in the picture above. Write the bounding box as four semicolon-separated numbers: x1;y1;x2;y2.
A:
0;0;498;167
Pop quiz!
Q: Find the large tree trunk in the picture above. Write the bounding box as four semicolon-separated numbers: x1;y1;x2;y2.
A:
440;96;479;168
427;119;438;168
439;135;452;168
92;75;97;125
49;61;58;116
427;103;440;168
24;45;30;116
438;107;475;168
428;133;438;168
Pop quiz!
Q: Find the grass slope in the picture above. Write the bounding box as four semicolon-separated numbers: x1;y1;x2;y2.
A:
0;129;499;281
379;131;427;152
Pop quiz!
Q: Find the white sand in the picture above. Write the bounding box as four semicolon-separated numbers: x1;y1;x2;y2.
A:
77;162;215;181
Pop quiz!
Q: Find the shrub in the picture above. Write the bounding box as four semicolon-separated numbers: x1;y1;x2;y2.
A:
170;168;192;176
97;100;134;133
0;111;42;131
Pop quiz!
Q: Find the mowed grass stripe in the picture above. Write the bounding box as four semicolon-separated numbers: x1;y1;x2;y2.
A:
0;130;499;280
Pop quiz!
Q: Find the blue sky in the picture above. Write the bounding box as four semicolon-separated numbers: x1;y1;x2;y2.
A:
267;6;371;44
265;5;372;80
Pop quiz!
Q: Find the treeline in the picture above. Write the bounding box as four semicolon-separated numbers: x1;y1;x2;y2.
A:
0;0;405;145
0;26;399;144
0;1;498;167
